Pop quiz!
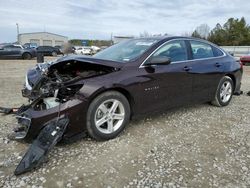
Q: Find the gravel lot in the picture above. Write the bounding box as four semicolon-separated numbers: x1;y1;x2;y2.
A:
0;58;250;188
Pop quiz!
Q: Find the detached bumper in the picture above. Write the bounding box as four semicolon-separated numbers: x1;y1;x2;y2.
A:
14;98;88;140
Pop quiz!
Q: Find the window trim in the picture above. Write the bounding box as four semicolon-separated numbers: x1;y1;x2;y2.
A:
189;40;214;60
212;46;224;57
139;38;226;68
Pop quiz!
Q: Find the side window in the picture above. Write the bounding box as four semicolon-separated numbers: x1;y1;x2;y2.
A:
152;40;188;62
14;46;21;49
4;45;14;49
213;47;224;57
190;41;214;59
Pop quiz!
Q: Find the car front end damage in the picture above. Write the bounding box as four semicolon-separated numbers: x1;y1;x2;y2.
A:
0;56;119;175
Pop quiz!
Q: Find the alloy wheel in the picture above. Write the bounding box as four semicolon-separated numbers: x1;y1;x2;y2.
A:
220;80;232;103
94;99;125;134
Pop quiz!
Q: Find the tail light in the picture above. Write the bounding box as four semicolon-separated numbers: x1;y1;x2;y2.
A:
239;60;243;69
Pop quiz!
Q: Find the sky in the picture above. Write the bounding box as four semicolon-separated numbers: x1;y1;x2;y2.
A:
0;0;250;42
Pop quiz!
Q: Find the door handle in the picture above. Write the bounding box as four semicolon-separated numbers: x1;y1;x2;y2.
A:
183;66;192;71
215;62;222;67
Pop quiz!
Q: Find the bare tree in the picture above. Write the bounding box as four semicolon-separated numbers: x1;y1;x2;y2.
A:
194;24;210;39
181;31;192;37
139;31;152;37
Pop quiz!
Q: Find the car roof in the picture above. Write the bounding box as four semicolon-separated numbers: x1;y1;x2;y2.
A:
134;35;213;42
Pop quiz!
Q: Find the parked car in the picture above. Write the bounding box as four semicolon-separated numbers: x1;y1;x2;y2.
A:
0;44;36;59
1;36;243;175
74;46;92;55
90;45;101;54
36;46;62;56
54;45;64;54
23;43;38;49
240;54;250;65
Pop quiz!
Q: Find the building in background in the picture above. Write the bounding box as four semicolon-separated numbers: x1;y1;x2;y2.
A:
18;32;68;46
112;36;134;44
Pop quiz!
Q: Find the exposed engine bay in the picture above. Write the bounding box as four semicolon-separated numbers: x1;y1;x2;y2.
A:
23;60;114;109
0;57;117;175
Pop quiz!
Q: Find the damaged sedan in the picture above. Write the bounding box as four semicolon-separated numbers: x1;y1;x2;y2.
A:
0;36;243;175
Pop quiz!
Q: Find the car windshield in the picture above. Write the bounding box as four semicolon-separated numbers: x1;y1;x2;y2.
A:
93;38;159;62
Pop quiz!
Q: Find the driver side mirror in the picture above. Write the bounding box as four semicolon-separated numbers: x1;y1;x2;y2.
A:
147;56;171;65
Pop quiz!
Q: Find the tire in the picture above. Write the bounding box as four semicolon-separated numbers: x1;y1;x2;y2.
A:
86;91;131;141
211;76;234;107
22;53;32;60
51;51;57;56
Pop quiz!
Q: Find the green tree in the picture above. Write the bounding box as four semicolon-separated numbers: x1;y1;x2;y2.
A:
208;17;250;46
207;23;226;45
69;39;82;46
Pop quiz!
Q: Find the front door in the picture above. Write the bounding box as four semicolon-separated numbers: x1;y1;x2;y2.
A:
137;40;193;113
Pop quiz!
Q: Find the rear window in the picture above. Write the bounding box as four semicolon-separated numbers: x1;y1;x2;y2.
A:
190;41;214;59
213;47;224;57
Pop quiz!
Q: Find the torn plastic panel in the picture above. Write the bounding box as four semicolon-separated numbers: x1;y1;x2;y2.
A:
14;116;69;175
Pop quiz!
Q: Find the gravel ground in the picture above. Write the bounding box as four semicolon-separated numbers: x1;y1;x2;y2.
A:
0;58;250;188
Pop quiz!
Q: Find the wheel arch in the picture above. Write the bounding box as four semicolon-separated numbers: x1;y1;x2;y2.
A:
225;73;236;91
88;87;135;118
22;52;32;58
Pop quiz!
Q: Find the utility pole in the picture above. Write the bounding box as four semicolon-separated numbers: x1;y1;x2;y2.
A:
16;23;19;44
110;32;113;45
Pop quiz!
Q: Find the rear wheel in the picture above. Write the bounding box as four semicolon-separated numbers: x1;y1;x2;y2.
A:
211;76;234;107
86;91;130;141
51;51;57;56
22;53;32;60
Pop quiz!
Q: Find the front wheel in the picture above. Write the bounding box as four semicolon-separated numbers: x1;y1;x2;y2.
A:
86;91;130;141
211;76;234;107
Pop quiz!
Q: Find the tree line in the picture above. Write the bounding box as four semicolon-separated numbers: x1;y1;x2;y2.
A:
192;17;250;46
69;39;112;47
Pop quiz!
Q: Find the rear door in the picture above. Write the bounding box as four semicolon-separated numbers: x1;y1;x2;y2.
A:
44;46;51;55
0;46;8;58
1;45;14;57
136;40;193;113
37;46;49;55
187;40;225;103
37;46;44;54
0;45;21;58
10;45;22;57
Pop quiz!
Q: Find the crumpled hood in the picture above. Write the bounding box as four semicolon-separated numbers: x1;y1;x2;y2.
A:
51;55;124;69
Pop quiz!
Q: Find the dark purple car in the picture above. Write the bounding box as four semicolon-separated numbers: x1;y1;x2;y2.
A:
1;36;243;174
